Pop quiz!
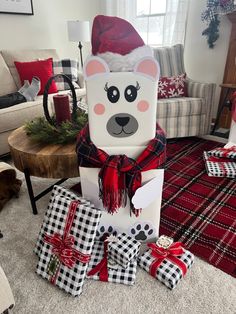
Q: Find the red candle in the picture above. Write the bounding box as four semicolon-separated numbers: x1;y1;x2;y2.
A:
53;94;71;125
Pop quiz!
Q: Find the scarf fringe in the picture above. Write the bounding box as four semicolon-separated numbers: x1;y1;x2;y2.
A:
99;178;127;214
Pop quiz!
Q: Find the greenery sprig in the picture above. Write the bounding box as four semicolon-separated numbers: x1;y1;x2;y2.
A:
25;110;88;144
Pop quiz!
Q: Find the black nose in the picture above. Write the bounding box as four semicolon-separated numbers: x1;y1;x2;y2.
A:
115;117;130;127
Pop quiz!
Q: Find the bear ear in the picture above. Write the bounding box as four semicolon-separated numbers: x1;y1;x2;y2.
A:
84;56;110;80
134;57;160;82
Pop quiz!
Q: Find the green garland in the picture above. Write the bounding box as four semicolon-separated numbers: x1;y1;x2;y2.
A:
25;110;88;144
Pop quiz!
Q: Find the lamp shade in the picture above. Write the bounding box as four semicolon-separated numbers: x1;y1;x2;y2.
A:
67;20;90;42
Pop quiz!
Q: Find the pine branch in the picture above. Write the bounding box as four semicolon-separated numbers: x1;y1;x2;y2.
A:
25;112;88;144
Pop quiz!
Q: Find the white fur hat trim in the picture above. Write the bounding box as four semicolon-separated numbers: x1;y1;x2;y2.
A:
96;45;153;72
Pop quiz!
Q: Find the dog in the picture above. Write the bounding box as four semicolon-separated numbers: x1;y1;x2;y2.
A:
0;164;22;212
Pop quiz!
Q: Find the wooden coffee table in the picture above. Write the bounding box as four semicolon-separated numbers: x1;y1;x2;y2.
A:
8;126;79;215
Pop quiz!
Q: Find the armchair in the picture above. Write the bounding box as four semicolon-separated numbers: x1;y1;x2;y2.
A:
153;44;216;138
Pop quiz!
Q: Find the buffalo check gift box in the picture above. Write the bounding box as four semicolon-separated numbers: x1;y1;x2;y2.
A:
36;192;101;297
86;235;139;285
203;151;236;178
107;233;140;269
138;236;194;290
34;185;93;257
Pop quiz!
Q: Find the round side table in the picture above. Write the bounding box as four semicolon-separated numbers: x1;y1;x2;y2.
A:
8;126;79;214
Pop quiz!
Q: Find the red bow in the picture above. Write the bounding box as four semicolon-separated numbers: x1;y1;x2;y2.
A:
147;242;187;277
43;200;91;284
44;233;90;268
87;241;109;282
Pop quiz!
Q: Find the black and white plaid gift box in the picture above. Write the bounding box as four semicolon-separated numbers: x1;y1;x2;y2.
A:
207;147;236;160
86;241;137;285
53;59;80;90
138;243;194;290
34;185;92;257
108;233;140;269
36;194;101;296
204;151;236;178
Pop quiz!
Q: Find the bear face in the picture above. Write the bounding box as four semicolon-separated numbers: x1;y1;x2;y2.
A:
84;56;159;147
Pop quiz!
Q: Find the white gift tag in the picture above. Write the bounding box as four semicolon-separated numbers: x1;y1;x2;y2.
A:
131;174;164;209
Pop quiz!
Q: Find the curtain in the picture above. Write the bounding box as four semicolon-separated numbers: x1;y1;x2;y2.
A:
101;0;189;46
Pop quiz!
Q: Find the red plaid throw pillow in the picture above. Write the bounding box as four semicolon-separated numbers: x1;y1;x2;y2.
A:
158;73;188;99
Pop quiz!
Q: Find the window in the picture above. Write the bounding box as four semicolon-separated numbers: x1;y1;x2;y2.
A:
136;0;167;45
103;0;188;47
132;0;188;47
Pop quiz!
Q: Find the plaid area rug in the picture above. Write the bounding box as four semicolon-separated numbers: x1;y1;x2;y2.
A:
160;137;236;278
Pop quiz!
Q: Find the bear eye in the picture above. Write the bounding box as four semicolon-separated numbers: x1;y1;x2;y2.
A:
124;82;140;102
104;83;120;103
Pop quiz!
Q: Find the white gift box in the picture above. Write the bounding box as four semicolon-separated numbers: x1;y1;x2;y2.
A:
84;56;159;148
80;145;164;243
80;56;164;243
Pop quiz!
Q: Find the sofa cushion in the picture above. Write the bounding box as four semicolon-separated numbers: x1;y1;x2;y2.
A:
156;97;205;119
158;73;188;99
14;58;57;95
0;98;46;133
0;53;17;96
152;44;185;77
53;59;80;90
1;49;59;89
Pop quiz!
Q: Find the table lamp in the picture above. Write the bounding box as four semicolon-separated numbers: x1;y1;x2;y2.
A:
67;20;90;68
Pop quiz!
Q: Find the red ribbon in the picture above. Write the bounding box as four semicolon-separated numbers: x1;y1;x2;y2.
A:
87;241;109;282
44;200;91;283
147;242;187;277
208;156;233;163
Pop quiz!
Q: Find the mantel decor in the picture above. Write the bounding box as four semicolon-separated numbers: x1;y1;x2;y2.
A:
0;0;33;15
25;74;88;144
201;0;236;48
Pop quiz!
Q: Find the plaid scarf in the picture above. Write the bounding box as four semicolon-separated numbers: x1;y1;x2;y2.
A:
76;124;166;216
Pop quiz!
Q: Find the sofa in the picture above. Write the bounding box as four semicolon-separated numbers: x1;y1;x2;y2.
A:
0;49;86;156
0;265;15;313
153;44;216;138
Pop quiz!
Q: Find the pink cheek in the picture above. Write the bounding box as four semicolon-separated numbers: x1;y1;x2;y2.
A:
93;103;105;115
137;100;149;112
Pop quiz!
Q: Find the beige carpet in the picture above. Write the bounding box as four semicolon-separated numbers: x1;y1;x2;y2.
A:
0;171;236;314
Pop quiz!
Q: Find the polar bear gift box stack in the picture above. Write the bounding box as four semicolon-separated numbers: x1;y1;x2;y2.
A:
76;17;166;242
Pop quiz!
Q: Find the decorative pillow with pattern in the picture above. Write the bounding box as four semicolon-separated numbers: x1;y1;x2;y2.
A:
53;59;80;90
158;73;188;99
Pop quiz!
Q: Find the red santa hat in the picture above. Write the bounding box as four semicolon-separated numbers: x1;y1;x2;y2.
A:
91;15;153;72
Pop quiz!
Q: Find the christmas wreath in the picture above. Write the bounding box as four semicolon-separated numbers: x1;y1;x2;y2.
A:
25;74;88;145
202;0;236;48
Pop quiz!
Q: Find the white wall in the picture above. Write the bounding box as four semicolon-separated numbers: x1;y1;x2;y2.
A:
0;0;231;117
0;0;102;60
184;0;231;117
